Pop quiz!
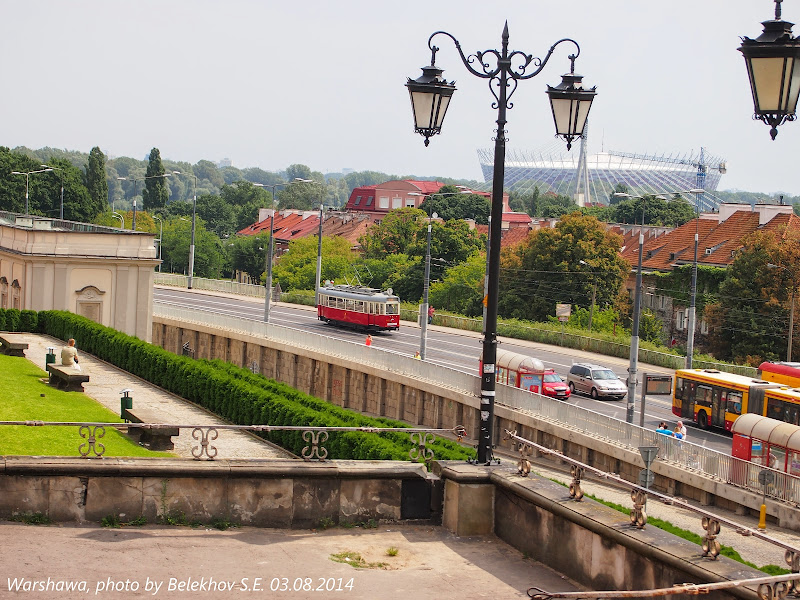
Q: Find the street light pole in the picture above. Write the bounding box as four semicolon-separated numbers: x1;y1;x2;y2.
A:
420;212;438;360
188;175;197;289
10;168;53;215
253;178;318;322
407;23;596;463
41;164;64;220
153;215;163;272
684;189;705;369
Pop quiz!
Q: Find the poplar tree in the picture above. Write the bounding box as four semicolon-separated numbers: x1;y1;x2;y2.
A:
86;146;108;215
142;147;169;210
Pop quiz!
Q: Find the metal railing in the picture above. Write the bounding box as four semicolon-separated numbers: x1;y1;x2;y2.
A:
153;301;786;503
0;420;466;463
155;273;267;298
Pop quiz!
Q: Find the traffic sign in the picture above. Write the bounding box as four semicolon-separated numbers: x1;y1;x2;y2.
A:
638;446;659;468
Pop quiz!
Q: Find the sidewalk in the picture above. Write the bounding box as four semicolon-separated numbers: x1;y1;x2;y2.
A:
4;332;291;460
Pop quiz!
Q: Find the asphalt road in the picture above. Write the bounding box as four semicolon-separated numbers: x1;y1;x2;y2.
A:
153;286;734;454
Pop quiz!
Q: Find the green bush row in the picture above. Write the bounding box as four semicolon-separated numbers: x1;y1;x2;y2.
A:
0;308;38;333
3;309;471;462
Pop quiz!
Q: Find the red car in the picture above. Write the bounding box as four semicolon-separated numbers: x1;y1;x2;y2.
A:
541;369;571;400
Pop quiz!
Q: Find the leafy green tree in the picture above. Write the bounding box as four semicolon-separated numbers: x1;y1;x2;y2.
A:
194;160;224;189
242;167;284;186
142;148;169;210
612;194;696;227
707;229;800;363
497;212;628;322
286;164;312;181
609;183;629;204
229;232;269;282
272;236;355;291
220;181;271;207
428;252;486;317
359;207;426;259
195;194;237;238
159;215;223;278
85;147;108;215
277;180;325;210
508;188;540;216
420;185;491;224
538;193;580;218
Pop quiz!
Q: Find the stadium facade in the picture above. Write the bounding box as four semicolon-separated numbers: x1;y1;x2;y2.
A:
478;140;727;211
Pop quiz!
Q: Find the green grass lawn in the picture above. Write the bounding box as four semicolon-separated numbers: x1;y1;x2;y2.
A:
0;354;171;457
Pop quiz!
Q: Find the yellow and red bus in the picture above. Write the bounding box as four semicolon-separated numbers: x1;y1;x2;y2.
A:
758;362;800;388
672;369;782;431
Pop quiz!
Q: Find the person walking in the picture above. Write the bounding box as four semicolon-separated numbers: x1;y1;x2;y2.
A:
365;334;372;347
676;421;687;441
428;306;435;324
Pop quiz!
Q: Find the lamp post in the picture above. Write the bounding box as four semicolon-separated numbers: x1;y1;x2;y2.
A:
40;164;64;220
407;23;596;463
683;188;706;369
579;259;597;333
10;168;54;215
420;211;439;360
111;211;124;229
614;190;701;423
739;0;800;139
768;262;796;361
117;173;172;232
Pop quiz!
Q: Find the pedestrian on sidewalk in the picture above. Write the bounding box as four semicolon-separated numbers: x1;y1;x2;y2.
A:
676;421;687;441
365;334;372;347
428;306;435;324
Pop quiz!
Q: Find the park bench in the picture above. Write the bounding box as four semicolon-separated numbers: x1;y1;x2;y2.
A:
0;334;29;357
46;363;90;392
122;407;179;451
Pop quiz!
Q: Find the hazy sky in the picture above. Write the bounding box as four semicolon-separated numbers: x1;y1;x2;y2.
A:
2;1;798;195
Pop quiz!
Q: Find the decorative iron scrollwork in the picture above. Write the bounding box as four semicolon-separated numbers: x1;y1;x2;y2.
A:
569;465;584;501
191;427;218;460
630;489;647;528
701;516;721;559
758;582;790;600
302;430;328;461
78;425;105;458
410;431;435;464
784;551;800;593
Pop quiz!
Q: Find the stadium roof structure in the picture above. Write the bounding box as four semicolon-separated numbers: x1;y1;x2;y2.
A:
477;140;727;211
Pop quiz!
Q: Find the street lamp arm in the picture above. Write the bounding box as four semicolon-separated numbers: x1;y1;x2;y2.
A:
428;28;580;82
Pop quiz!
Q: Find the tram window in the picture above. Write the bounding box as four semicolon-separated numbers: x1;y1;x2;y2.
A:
727;392;743;415
767;398;785;421
346;299;355;311
386;303;399;315
354;301;364;312
336;298;345;309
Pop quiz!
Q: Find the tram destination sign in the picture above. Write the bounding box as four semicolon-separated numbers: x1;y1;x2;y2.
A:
645;374;673;395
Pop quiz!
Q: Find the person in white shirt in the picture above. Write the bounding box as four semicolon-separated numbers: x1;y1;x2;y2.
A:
60;338;78;367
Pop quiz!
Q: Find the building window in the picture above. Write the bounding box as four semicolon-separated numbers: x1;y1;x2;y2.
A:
392;197;402;209
354;196;361;206
405;197;416;208
676;310;685;331
366;196;374;206
379;196;389;209
659;295;667;309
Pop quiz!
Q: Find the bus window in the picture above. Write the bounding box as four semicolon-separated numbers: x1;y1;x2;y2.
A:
787;405;800;426
767;398;785;421
697;385;712;407
727;391;743;415
675;378;685;401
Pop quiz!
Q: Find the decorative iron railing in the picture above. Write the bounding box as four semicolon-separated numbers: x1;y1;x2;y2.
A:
0;420;467;464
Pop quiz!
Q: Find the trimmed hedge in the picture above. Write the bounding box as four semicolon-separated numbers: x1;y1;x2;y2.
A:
1;309;472;462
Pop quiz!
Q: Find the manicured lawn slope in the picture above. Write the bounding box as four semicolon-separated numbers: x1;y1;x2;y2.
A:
0;353;170;457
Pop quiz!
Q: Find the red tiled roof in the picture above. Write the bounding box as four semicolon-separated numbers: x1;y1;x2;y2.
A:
502;212;533;224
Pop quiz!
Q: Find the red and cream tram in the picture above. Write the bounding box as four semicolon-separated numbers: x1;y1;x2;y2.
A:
317;283;400;332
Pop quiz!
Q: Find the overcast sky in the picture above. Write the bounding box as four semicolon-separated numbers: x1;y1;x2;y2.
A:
2;1;797;196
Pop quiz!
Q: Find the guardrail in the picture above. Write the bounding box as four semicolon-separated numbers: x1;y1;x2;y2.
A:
155;300;795;507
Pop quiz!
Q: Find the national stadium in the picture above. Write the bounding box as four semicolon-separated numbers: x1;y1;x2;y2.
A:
477;138;727;211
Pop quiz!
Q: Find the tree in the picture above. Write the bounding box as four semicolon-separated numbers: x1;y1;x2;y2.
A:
420;185;491;224
194;160;225;189
277;180;325;210
272;236;355;291
220;181;271;207
359;207;426;259
195;194;237;238
286;164;312;181
142;148;169;210
707;229;800;363
159;215;223;279
229;233;269;282
85;146;108;215
429;252;486;317
497;212;628;322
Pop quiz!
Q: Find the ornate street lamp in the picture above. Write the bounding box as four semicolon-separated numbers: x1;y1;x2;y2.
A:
739;0;800;139
406;22;596;464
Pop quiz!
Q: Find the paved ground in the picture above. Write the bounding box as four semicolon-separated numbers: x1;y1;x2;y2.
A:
0;522;579;599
